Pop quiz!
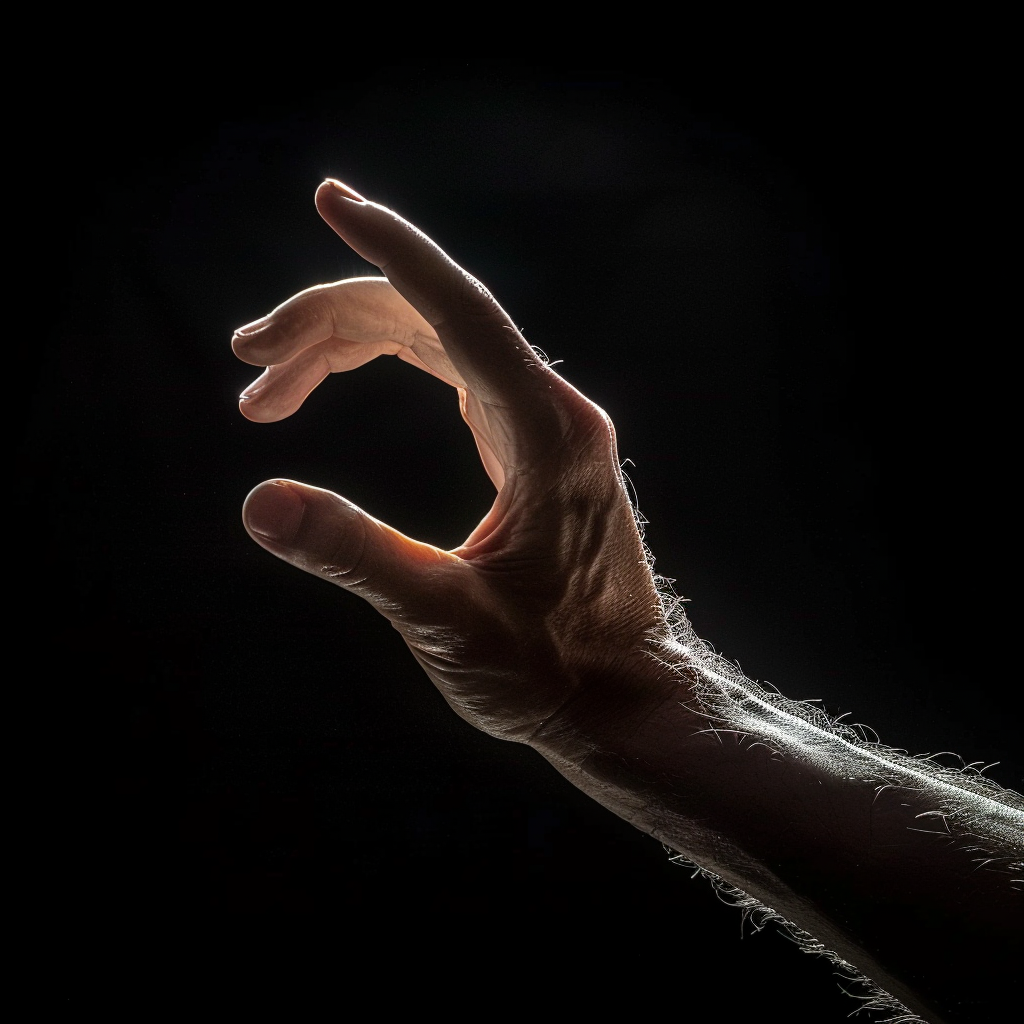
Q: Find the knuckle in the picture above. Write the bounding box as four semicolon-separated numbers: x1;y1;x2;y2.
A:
283;286;335;331
569;396;618;454
456;272;501;320
319;509;370;585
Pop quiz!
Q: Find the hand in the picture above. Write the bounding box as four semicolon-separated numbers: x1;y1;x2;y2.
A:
233;180;674;749
233;180;1023;1024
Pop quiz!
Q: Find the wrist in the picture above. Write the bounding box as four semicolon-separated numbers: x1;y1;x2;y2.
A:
527;637;705;820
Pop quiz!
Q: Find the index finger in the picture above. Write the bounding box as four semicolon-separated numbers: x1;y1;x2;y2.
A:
315;180;575;439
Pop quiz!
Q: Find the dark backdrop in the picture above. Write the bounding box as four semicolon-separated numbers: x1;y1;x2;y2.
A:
35;67;1018;1015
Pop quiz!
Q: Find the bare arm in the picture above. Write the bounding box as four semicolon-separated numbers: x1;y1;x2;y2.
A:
534;623;1022;1022
233;180;1023;1023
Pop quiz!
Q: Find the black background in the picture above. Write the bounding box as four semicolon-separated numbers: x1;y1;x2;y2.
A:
36;65;1019;1014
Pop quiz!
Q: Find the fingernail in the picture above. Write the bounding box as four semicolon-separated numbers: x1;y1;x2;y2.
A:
234;315;272;337
239;370;269;402
244;481;305;546
325;178;366;203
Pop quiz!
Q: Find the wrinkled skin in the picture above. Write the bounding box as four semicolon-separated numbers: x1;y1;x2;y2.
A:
234;180;673;750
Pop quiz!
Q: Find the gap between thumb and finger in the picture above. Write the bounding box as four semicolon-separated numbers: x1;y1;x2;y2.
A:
242;479;461;619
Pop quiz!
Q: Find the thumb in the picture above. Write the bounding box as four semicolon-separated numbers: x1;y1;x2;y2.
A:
242;480;460;620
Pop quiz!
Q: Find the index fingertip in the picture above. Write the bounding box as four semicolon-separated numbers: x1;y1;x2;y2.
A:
315;180;396;267
316;179;368;222
324;178;366;201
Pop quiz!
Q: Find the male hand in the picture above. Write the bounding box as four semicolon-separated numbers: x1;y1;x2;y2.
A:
233;181;1023;1024
233;180;674;751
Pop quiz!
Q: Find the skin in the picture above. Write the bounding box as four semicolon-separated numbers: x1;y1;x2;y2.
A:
233;181;1022;1024
234;180;670;749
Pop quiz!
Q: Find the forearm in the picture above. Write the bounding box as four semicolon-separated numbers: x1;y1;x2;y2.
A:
532;625;1023;1023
